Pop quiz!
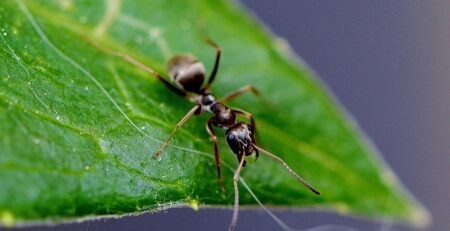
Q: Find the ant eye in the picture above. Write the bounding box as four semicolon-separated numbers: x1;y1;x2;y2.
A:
226;134;236;142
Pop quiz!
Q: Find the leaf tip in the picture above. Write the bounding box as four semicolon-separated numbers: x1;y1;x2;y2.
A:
380;164;432;228
409;204;432;229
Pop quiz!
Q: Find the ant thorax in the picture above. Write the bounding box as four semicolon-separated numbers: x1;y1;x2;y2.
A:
210;102;237;129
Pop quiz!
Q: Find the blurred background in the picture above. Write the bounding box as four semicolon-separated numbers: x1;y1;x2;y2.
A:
10;0;449;230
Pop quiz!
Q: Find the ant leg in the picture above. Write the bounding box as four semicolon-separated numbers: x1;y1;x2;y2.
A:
202;37;222;90
206;118;226;192
81;36;187;97
153;104;201;158
232;109;259;159
219;85;262;104
229;155;246;231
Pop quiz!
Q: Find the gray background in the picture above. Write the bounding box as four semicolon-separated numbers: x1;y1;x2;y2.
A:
7;0;449;230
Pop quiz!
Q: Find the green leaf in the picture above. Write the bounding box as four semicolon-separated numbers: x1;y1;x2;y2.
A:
0;0;429;228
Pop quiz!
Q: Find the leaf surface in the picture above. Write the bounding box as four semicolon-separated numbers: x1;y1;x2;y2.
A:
0;0;428;227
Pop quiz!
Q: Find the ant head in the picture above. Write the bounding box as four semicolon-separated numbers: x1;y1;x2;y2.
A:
225;122;256;157
167;55;205;93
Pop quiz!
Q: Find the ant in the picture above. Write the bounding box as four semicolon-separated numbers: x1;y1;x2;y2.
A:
84;37;320;231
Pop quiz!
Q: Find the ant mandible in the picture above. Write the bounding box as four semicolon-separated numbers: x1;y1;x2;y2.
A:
85;37;320;231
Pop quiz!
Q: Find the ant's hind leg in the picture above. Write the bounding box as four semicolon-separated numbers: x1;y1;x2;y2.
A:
229;155;246;231
81;36;187;97
206;118;226;192
153;104;200;159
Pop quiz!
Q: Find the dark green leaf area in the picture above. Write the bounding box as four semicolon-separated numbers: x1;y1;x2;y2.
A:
0;0;427;227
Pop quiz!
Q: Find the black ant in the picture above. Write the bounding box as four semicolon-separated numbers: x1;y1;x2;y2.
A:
84;37;320;231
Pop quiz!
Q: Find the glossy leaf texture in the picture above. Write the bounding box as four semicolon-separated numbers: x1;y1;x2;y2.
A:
0;0;429;228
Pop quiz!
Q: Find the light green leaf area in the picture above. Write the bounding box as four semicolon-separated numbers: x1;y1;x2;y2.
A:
0;0;428;227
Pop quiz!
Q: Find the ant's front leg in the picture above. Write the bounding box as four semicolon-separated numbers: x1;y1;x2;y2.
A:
206;118;226;192
252;144;320;195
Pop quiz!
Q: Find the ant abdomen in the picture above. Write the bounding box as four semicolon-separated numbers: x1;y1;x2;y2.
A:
167;55;205;93
226;122;256;159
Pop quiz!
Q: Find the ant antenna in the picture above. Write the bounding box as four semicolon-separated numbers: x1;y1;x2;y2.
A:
229;156;246;231
252;144;320;195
